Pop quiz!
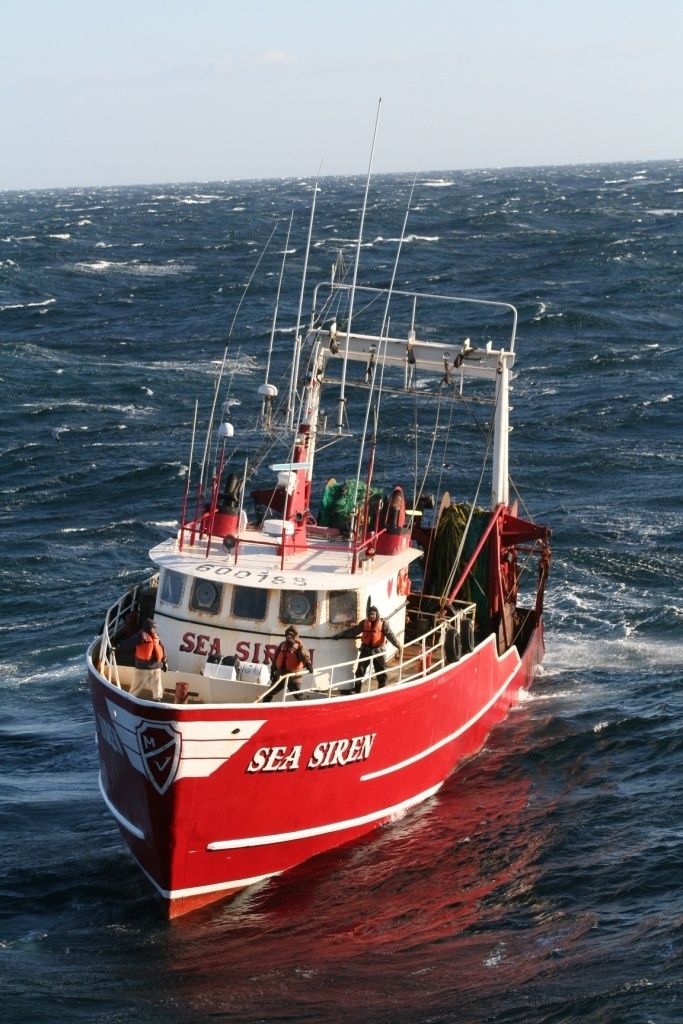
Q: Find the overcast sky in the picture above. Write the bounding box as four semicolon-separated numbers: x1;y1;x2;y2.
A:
2;0;682;190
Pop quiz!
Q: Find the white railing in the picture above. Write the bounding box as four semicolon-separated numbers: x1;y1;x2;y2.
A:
258;602;476;702
94;580;476;706
96;574;159;689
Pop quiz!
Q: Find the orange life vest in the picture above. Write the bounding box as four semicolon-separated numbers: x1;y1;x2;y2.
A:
274;643;306;673
135;632;165;663
361;618;384;648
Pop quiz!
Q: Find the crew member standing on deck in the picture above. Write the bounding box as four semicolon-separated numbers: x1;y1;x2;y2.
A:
264;626;313;702
335;605;402;692
115;619;168;702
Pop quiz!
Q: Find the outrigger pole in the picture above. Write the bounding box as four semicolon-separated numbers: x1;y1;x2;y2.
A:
337;97;382;432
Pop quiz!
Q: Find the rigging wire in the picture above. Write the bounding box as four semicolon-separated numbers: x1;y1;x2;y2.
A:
264;211;294;388
197;219;281;498
337;97;382;431
288;162;323;428
438;381;501;605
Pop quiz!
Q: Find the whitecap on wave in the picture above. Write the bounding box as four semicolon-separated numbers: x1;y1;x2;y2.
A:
71;260;191;276
0;298;56;312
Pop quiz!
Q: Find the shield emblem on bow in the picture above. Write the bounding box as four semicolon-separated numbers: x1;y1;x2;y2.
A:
135;721;182;795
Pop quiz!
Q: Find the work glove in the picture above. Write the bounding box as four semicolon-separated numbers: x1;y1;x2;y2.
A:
162;660;168;672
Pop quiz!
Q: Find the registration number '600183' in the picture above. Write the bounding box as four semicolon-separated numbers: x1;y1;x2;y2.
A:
195;563;309;588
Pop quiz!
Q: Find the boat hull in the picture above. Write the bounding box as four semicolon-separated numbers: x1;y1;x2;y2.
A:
89;620;544;917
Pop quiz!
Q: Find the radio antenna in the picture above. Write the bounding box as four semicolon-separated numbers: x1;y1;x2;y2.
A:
336;98;382;432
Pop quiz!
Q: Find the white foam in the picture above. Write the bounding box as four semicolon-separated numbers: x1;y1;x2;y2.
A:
546;633;683;672
72;260;189;276
0;298;56;312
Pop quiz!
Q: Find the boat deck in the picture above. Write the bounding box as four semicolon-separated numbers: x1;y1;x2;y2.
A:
95;633;450;706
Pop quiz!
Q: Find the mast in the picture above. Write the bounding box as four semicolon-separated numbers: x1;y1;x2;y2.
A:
288;162;322;430
490;354;510;508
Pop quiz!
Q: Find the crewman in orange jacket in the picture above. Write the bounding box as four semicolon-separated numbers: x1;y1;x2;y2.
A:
116;618;168;702
263;625;313;702
335;605;402;693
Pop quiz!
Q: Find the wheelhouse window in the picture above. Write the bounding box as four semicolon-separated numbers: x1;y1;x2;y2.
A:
328;590;357;625
189;578;224;615
232;586;268;622
159;569;186;607
280;590;317;626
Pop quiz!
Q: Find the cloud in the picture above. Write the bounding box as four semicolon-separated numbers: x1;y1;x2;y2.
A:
261;49;297;64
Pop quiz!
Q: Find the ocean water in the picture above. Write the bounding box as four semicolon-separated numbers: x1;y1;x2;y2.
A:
1;163;682;1023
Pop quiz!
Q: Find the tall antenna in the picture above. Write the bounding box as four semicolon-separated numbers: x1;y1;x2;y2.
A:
336;98;382;432
178;399;199;552
264;212;293;388
288;161;323;429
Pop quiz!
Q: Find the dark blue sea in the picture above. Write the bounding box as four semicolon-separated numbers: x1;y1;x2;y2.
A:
1;163;682;1023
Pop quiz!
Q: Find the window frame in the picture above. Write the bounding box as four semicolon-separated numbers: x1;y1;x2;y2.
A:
189;577;224;616
231;585;269;622
279;589;318;627
328;589;358;625
159;568;186;608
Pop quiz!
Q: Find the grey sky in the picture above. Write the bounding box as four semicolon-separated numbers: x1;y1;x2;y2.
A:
2;0;682;189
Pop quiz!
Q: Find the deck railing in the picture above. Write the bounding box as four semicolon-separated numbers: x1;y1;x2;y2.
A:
97;574;159;689
95;580;475;705
258;602;476;702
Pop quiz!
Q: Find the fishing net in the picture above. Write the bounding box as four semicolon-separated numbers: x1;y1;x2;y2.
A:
428;503;490;631
318;478;383;532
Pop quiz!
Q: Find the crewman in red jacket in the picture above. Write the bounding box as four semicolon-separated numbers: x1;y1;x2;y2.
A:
263;625;313;702
116;619;168;702
335;605;402;693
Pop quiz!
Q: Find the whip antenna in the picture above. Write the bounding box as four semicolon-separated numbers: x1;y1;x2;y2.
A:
288;160;323;429
337;97;382;432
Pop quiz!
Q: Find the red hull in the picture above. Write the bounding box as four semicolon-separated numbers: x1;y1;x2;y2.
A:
89;621;545;917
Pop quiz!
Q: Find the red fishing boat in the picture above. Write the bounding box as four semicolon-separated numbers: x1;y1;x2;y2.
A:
87;188;551;917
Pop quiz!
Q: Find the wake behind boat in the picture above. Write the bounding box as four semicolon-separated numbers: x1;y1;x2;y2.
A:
87;189;551;917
